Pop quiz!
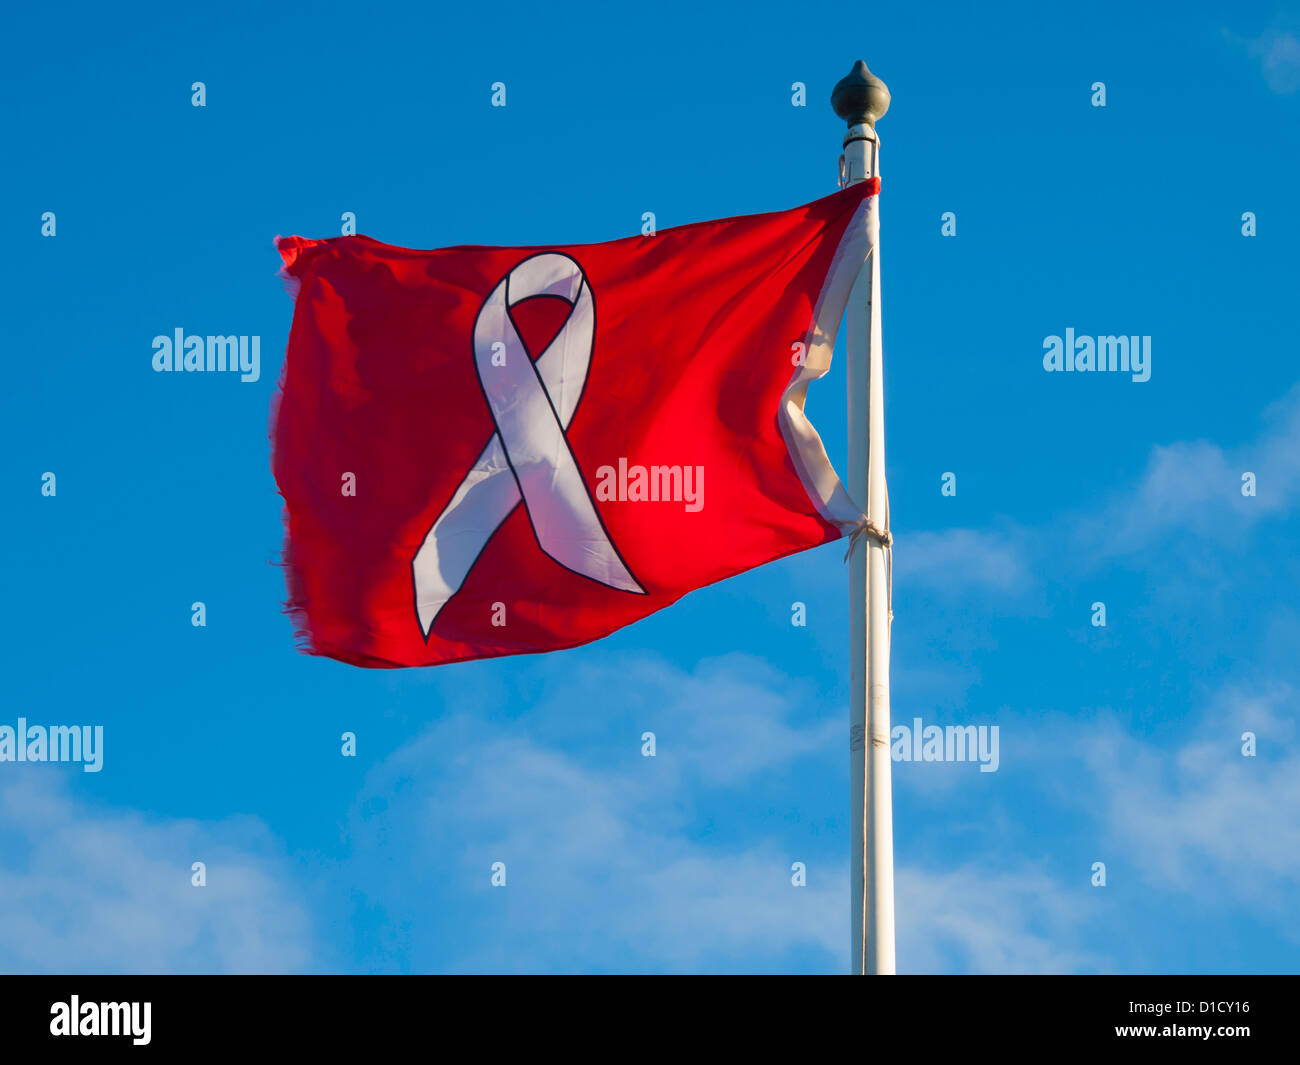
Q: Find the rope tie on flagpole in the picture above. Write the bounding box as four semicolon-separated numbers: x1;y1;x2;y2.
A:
843;491;894;626
843;516;890;555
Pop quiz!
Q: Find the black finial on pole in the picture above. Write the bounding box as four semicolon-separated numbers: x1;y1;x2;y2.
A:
831;59;890;127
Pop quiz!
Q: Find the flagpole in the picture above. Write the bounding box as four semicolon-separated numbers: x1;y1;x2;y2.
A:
832;59;895;975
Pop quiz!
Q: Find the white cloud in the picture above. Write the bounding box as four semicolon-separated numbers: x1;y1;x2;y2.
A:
0;774;314;974
1078;686;1300;918
907;381;1300;594
356;724;844;972
896;864;1104;974
348;654;847;972
548;653;840;786
902;527;1030;596
1092;384;1300;555
348;654;1139;973
1245;29;1300;94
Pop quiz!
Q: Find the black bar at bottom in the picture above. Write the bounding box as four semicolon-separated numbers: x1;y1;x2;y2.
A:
0;974;1291;1052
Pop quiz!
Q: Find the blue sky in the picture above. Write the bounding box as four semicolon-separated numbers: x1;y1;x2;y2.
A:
2;0;1299;973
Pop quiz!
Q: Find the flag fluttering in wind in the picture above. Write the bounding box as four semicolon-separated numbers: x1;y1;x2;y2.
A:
272;179;879;668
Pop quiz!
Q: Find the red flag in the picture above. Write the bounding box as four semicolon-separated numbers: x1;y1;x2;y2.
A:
272;180;879;667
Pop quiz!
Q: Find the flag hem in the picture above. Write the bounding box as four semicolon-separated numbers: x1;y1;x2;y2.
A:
777;181;879;532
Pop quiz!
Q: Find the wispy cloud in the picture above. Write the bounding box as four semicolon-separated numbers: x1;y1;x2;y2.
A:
978;677;1300;943
903;527;1031;596
911;381;1300;598
353;731;844;972
1240;28;1300;94
1078;685;1300;920
344;652;1146;973
547;653;841;786
1090;383;1300;554
897;864;1105;974
346;654;846;972
0;775;314;974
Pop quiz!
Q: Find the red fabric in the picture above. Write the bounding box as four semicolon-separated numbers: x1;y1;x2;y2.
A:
272;180;877;667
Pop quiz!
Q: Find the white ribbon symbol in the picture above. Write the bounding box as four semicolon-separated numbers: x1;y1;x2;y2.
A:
413;252;644;637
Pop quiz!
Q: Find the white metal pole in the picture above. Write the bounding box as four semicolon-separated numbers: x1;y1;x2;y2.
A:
833;60;895;976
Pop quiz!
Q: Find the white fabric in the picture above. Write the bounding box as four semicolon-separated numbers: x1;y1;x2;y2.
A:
778;194;878;530
412;253;642;636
